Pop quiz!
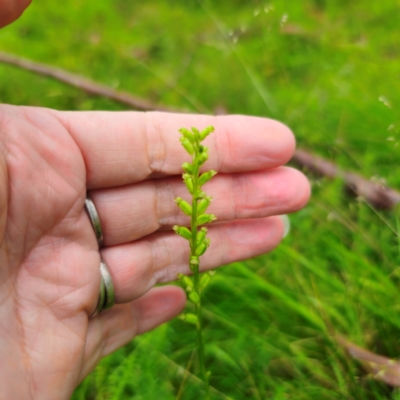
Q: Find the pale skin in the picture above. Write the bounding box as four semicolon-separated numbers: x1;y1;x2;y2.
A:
0;3;310;399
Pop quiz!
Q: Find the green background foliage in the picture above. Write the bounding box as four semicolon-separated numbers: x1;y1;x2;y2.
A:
1;0;400;398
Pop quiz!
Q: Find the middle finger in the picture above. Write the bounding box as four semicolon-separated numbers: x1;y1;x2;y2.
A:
89;166;309;247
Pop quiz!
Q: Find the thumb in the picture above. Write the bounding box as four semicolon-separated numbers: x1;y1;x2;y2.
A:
0;0;32;28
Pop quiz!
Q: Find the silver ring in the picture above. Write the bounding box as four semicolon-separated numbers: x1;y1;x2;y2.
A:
91;258;115;316
84;194;115;316
84;195;104;248
100;258;115;310
91;271;106;317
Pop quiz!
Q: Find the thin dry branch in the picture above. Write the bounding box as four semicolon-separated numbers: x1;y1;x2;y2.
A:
0;51;177;112
337;336;400;387
1;51;399;209
292;149;400;210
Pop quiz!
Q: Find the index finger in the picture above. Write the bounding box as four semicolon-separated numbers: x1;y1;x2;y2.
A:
56;111;295;189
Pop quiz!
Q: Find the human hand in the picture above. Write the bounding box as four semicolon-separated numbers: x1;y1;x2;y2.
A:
0;105;310;399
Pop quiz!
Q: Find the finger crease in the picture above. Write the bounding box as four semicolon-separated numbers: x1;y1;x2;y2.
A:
153;178;177;228
145;112;167;175
149;235;173;284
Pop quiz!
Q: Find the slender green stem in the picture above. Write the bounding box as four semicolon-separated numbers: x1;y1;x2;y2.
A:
190;140;209;397
195;303;208;397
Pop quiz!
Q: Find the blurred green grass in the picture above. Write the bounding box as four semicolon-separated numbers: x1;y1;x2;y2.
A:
1;0;400;398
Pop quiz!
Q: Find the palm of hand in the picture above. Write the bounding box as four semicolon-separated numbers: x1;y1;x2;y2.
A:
1;106;103;397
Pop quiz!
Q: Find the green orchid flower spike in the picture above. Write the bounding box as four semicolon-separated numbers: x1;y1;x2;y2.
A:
173;126;217;397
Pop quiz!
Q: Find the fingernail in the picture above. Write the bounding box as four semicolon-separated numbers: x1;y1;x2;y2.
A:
280;215;291;238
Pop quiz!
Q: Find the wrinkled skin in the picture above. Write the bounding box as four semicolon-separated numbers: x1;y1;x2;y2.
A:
0;105;310;398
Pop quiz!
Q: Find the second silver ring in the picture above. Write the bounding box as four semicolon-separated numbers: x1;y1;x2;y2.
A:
85;194;115;316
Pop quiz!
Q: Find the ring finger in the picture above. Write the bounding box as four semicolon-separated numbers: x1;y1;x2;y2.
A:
100;215;285;304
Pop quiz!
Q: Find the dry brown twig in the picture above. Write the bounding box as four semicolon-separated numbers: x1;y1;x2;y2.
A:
0;51;177;112
337;336;400;387
1;51;399;210
292;149;400;210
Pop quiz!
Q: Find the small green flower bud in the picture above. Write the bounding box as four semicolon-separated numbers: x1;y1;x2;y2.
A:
197;227;208;245
196;214;217;226
182;174;194;194
179;128;195;143
179;313;199;325
197;196;212;215
182;162;193;174
175;197;192;216
199;126;214;141
190;256;199;271
173;225;192;240
188;291;201;304
198;152;209;165
177;273;194;289
191;127;200;138
180;137;194;155
199;170;217;187
200;271;215;291
195;191;207;199
196;238;210;256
